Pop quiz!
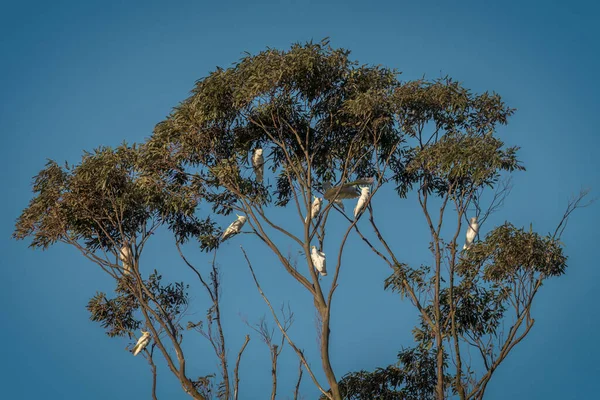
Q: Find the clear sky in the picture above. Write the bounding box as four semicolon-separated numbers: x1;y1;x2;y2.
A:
2;0;599;399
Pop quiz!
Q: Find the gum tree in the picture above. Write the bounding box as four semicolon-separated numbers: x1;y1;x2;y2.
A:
14;40;587;399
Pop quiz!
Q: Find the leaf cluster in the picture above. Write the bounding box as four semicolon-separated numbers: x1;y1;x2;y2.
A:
334;346;446;400
87;271;189;337
13;144;219;252
458;223;568;281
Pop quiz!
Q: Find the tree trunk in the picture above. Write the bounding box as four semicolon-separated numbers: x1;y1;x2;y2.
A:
436;340;445;400
318;303;341;400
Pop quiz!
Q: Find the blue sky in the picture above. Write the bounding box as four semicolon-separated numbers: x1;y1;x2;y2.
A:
2;0;599;398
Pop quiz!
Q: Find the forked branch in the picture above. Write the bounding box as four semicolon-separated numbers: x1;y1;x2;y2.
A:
240;246;332;399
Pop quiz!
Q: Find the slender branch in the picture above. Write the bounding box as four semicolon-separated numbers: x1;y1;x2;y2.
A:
270;344;279;400
293;358;304;400
147;345;159;400
553;188;594;239
233;335;250;400
240;246;332;399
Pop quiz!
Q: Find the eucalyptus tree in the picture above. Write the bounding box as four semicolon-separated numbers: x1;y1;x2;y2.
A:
14;39;587;400
143;39;403;399
13;146;226;399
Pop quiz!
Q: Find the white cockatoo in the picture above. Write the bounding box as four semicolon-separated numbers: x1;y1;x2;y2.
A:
322;182;345;211
132;331;151;356
305;196;322;223
252;148;264;182
323;177;374;201
463;217;479;250
119;244;133;276
353;186;370;218
310;246;327;276
221;215;247;241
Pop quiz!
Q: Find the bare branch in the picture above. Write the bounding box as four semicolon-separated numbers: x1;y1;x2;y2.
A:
233;335;250;400
147;344;159;400
294;358;304;400
240;246;332;399
553;188;594;239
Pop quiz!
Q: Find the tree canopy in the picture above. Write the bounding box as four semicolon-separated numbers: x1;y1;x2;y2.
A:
14;39;585;400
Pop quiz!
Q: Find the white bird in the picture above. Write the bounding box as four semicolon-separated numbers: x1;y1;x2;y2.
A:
221;215;247;241
322;182;345;211
353;186;370;218
132;331;151;356
463;217;479;250
119;244;133;276
323;177;374;201
252;148;264;182
310;246;327;276
305;196;322;223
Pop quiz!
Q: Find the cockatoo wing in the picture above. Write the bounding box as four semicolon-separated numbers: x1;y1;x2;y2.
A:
463;221;479;250
305;198;322;222
325;185;361;201
221;219;244;241
133;334;150;356
310;251;318;269
317;250;327;276
334;199;345;211
345;177;375;186
322;182;346;210
324;177;374;200
311;249;327;276
221;225;235;241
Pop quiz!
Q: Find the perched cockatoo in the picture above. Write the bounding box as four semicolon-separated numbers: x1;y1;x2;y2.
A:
353;186;370;218
119;244;133;276
322;182;345;211
252;148;264;182
132;331;151;356
463;217;479;250
221;215;247;241
323;177;374;201
310;246;327;276
305;196;322;223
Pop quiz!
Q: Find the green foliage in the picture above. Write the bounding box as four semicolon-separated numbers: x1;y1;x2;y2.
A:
87;272;189;337
145;271;190;319
87;279;140;337
405;133;522;191
13;144;219;252
384;263;431;300
459;223;567;280
333;347;444;400
145;39;401;213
